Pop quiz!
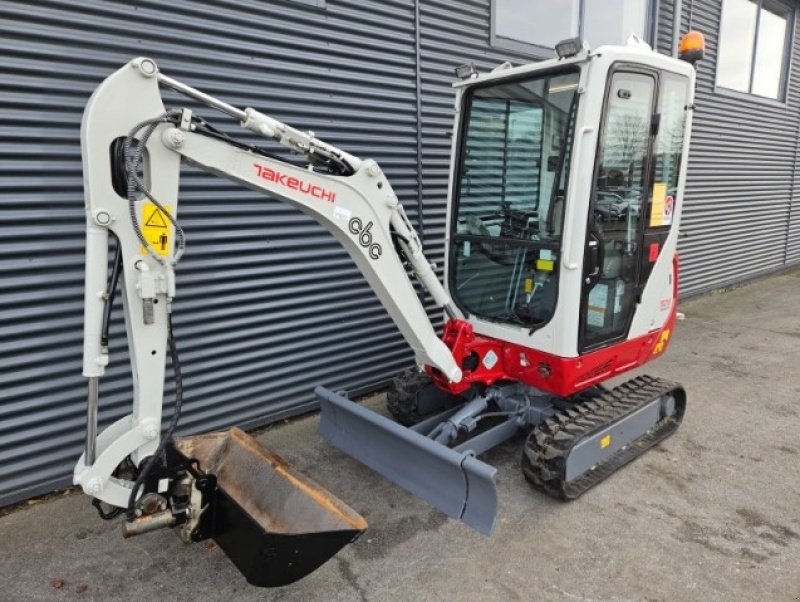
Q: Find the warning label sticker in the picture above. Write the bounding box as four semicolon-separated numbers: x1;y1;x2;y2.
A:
140;203;172;256
650;182;674;228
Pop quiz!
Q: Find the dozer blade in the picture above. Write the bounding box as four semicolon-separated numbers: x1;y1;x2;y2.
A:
315;386;498;535
172;427;366;587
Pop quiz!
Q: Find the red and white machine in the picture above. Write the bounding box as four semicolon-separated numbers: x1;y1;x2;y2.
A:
75;32;704;586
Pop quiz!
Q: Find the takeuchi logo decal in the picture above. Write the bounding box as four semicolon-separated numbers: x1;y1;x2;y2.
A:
253;163;336;203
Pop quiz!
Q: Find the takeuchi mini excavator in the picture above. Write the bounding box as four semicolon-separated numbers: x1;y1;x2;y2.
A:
75;33;704;586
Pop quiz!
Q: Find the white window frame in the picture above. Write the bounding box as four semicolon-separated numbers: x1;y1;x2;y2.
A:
490;0;656;57
714;0;795;102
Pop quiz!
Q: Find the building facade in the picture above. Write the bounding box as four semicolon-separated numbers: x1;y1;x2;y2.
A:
1;0;798;505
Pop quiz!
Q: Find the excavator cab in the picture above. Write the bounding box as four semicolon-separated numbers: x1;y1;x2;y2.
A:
445;40;694;373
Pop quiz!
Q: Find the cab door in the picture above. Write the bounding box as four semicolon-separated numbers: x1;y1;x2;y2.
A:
579;69;657;351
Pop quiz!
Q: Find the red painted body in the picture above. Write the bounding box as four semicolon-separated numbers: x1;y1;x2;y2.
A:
429;256;679;398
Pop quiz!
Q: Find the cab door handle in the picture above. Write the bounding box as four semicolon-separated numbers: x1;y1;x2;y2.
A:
584;234;603;287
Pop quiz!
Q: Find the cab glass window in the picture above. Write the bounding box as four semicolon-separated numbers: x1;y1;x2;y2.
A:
451;70;580;328
648;75;689;228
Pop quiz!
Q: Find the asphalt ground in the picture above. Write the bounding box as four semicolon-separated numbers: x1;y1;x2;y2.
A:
2;268;799;601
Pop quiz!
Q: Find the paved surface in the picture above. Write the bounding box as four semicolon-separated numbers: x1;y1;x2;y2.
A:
2;269;800;602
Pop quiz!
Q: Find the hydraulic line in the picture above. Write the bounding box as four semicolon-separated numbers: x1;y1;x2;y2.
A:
123;112;186;266
100;236;122;348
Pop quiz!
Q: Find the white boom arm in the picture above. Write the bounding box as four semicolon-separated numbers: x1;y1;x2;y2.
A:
75;57;462;507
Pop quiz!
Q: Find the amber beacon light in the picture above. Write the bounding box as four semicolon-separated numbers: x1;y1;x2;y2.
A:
678;30;705;64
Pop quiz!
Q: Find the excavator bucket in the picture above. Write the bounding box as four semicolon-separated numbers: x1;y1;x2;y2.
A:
172;428;366;587
316;387;499;535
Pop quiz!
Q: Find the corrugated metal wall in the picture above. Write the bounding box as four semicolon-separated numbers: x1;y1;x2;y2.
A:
657;0;677;55
676;0;800;294
0;0;422;505
3;0;800;506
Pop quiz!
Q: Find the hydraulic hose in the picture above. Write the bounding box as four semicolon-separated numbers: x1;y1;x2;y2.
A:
100;237;122;348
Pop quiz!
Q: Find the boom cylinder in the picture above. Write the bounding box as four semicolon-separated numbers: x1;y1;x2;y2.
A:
156;73;247;122
85;377;99;465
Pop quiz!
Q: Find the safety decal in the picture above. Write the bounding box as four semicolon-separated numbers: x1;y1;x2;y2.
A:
536;249;555;271
653;329;671;355
141;203;172;256
650;182;674;228
333;206;352;222
482;350;498;370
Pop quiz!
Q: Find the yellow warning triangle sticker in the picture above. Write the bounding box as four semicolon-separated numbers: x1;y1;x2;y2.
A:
145;207;168;228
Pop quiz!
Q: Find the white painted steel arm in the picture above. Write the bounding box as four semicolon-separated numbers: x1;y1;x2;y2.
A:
164;128;460;380
76;57;461;506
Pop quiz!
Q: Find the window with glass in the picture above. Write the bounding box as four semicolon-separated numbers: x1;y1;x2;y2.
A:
716;0;792;99
451;70;580;327
492;0;650;52
581;71;654;348
648;74;689;228
579;70;690;351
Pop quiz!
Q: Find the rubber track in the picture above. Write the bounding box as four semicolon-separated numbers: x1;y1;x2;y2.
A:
521;374;686;500
386;369;434;426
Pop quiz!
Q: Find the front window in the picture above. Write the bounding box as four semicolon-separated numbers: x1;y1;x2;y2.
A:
716;0;792;100
451;69;580;327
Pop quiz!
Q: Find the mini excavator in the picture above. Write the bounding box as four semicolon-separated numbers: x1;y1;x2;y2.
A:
75;33;703;586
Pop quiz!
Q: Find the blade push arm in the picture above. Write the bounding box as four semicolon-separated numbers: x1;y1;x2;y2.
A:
75;58;461;506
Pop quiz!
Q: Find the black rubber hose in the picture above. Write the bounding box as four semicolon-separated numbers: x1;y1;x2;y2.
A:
100;238;123;348
125;314;184;521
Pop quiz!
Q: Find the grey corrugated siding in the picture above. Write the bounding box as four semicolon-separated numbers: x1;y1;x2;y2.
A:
0;0;421;505
657;0;676;55
677;0;800;294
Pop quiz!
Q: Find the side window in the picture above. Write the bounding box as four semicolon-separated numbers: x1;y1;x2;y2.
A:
595;74;652;228
581;71;654;349
648;75;689;229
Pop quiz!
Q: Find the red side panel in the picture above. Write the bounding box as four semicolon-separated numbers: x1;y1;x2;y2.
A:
430;256;679;398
